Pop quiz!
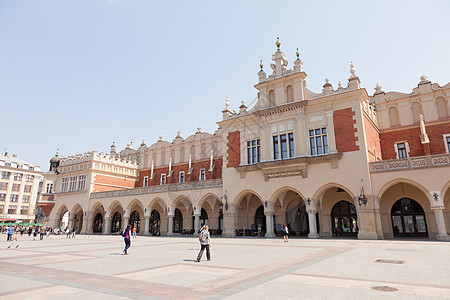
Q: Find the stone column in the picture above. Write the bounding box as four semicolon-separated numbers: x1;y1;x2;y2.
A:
86;212;94;234
167;215;174;235
223;204;238;237
194;213;201;235
103;216;111;234
123;217;129;231
144;216;150;236
295;110;307;156
265;212;275;237
326;110;337;153
432;207;450;241
307;209;319;239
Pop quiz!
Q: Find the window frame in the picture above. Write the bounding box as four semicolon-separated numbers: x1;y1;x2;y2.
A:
143;176;149;187
199;169;206;181
160;174;166;185
395;142;409;159
179;171;185;183
309;127;328;156
444;134;450;154
246;139;261;164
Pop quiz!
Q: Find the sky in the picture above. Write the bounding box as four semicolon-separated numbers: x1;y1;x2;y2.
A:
0;0;449;170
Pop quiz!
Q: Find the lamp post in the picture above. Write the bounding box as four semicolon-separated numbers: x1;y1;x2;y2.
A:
358;179;368;206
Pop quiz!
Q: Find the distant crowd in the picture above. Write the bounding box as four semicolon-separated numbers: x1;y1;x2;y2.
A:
1;224;78;242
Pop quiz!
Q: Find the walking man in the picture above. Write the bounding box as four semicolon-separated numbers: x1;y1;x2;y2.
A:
196;225;212;262
123;224;132;255
39;226;45;240
6;225;14;241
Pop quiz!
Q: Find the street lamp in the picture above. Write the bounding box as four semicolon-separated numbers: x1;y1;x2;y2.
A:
358;179;368;206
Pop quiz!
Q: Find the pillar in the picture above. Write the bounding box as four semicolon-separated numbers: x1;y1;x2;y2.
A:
167;215;174;235
223;204;238;237
123;217;129;231
103;216;111;234
432;207;450;241
265;212;275;237
144;216;150;236
326;110;337;153
194;213;201;235
86;212;94;234
307;209;319;239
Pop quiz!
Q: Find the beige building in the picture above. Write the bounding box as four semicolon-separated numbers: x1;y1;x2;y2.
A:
43;39;450;241
0;153;42;223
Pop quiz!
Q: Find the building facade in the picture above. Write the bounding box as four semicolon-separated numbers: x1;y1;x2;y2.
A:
0;153;42;222
43;40;450;240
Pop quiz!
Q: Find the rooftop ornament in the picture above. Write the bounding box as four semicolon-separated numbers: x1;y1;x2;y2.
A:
276;37;281;51
296;48;300;60
260;60;263;71
350;61;357;78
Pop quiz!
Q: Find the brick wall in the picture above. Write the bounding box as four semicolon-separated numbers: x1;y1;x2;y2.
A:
380;121;450;159
363;115;381;161
334;108;359;152
38;202;55;216
138;158;223;187
227;131;240;167
93;174;137;192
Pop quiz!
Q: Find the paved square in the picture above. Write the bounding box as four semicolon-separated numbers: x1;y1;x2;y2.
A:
0;235;449;299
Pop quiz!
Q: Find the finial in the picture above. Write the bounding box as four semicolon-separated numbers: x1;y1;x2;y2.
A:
420;75;428;82
197;124;202;133
233;108;237;114
325;78;329;84
374;83;382;93
276;37;281;50
241;100;245;106
55;148;59;157
176;131;182;138
338;81;342;89
260;60;263;71
225;96;230;108
350;61;357;78
296;48;299;59
158;134;163;142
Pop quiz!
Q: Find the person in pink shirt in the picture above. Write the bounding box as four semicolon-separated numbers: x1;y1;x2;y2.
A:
123;224;132;255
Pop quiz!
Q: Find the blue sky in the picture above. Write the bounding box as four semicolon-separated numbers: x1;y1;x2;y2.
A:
0;0;449;170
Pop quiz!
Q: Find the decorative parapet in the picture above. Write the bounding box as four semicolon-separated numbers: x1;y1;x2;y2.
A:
370;154;450;173
90;178;223;199
60;151;138;169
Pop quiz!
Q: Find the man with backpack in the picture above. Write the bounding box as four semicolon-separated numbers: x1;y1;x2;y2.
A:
197;225;212;262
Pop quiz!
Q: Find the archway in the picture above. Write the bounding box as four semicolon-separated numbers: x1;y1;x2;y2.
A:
235;191;264;236
200;208;208;226
71;205;84;233
173;208;183;233
61;211;69;228
198;193;222;234
130;210;141;233
93;213;103;233
150;210;160;235
255;205;266;233
391;198;428;237
331;201;358;237
111;212;122;233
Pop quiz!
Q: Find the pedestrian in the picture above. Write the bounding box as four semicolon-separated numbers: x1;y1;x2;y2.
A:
39;226;46;240
283;224;289;243
33;227;38;240
123;224;132;255
196;225;212;262
72;227;76;238
6;225;14;241
12;227;18;241
28;227;32;236
132;226;137;238
66;226;71;238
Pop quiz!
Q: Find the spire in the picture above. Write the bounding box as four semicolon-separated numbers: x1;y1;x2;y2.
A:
260;60;263;71
222;96;233;119
348;61;360;89
296;48;300;60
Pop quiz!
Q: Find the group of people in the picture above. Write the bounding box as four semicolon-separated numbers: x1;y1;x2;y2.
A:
2;224;50;241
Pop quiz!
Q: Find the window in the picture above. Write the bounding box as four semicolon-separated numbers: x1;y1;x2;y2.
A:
309;128;328;156
29;166;34;171
199;169;206;181
24;185;32;193
0;204;3;212
444;134;450;154
20;206;28;214
5;163;11;167
436;97;449;118
273;133;295;159
61;178;69;192
26;175;34;182
247;139;261;164
160;174;166;185
0;182;7;190
22;195;30;203
179;171;185;183
12;184;20;191
13;173;23;181
143;176;149;187
8;205;17;214
69;176;77;191
10;194;19;202
78;175;86;190
268;90;275;106
396;142;408;158
411;102;422;123
0;193;6;201
17;165;23;169
46;183;54;193
286;85;293;102
1;171;10;179
389;107;400;126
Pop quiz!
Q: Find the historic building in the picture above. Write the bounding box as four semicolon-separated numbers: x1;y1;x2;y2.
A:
42;39;450;241
0;153;42;222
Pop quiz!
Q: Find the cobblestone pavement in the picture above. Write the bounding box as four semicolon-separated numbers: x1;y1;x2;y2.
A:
0;234;449;299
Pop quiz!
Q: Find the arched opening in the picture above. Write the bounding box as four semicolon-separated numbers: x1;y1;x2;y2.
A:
236;192;264;236
173;208;183;233
436;97;449;118
389;106;400;127
130;210;141;233
71;206;84;233
331;201;358;237
411;102;422;123
254;205;266;233
200;208;208;226
93;213;103;233
111;212;122;233
60;210;69;228
150;210;160;235
391;198;428;237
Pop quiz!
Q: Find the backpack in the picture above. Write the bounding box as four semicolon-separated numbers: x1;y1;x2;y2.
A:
199;230;207;243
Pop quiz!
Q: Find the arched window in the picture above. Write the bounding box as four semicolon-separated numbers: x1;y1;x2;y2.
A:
150;210;160;235
161;151;165;166
130;210;140;233
200;208;208;226
331;201;357;236
180;147;185;162
391;198;427;237
268;90;275;107
173;208;183;233
286;85;294;102
111;212;122;233
201;143;206;158
436;97;449;118
190;145;196;160
388;106;400;126
411;102;422;123
93;213;103;233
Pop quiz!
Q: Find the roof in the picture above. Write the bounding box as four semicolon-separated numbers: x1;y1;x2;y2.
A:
0;154;41;170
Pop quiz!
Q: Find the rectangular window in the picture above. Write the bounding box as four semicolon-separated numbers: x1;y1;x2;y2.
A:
61;178;69;192
397;143;407;158
20;206;28;214
288;133;294;158
7;205;17;214
280;134;287;159
22;195;30;203
247;139;261;164
29;167;34;171
143;176;149;187
273;133;294;159
0;193;6;201
199;169;206;181
12;184;20;191
1;171;10;179
46;183;54;193
309;128;328;156
160;174;166;185
24;185;32;193
10;194;19;202
179;171;185;183
26;175;34;182
69;176;77;191
0;182;7;190
273;136;279;159
5;163;11;167
13;173;23;181
77;175;86;190
445;135;450;154
17;165;23;169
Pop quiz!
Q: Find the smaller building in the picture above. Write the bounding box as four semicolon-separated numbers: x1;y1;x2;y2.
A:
0;153;42;223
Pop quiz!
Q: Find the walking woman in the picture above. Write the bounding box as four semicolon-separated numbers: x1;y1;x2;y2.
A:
283;224;289;243
197;225;212;262
123;224;132;255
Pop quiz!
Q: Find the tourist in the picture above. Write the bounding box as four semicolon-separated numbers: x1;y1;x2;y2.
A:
39;226;46;240
196;225;212;262
66;226;71;238
28;227;32;236
123;224;132;255
283;224;289;243
72;227;76;238
132;226;137;238
33;226;38;240
12;226;18;241
6;225;14;241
